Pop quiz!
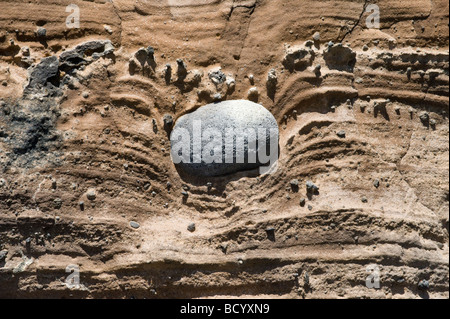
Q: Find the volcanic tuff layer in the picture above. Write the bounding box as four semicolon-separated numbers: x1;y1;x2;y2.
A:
0;0;449;298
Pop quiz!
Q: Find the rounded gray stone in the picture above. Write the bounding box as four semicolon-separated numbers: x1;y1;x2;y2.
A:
36;27;46;38
170;100;279;177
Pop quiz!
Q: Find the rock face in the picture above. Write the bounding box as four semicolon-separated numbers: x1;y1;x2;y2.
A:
171;100;279;177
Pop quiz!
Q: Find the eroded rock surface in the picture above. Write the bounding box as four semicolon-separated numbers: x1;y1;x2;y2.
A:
171;100;279;177
0;0;448;299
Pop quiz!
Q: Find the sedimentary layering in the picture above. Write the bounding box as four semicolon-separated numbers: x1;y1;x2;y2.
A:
170;100;279;177
0;0;449;298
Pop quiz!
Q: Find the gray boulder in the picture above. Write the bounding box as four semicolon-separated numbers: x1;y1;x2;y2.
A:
170;100;279;177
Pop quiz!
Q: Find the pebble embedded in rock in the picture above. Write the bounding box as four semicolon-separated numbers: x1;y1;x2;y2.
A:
290;179;299;187
304;272;310;286
21;46;30;56
419;112;429;124
209;68;226;86
226;77;236;92
36;27;46;38
176;59;187;79
373;179;380;188
187;223;196;232
407;67;412;79
290;179;299;192
130;221;140;229
305;40;314;47
283;45;314;72
248;87;259;101
430;119;437;129
324;43;356;71
312;32;320;42
189;69;203;85
306;181;319;193
267;69;277;92
104;25;113;34
53;198;62;209
248;74;255;84
213;93;223;101
300;198;306;207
